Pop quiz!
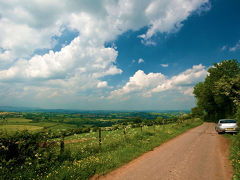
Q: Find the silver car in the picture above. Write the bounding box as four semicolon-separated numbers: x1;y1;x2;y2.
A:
215;119;239;134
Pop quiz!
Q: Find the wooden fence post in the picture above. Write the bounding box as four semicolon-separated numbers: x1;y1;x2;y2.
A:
140;124;143;132
153;123;155;132
60;135;64;154
123;125;126;137
99;127;102;147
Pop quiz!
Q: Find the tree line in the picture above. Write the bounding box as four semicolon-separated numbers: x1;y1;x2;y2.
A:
192;59;240;122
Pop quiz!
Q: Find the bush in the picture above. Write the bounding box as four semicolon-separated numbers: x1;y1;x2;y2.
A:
0;130;58;179
236;105;240;124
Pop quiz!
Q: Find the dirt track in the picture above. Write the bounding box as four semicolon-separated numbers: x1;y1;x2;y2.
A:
100;123;233;180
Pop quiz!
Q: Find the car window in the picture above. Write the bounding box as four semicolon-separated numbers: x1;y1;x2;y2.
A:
219;119;236;123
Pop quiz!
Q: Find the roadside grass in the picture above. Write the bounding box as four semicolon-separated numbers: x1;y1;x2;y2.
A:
224;133;240;180
44;118;203;179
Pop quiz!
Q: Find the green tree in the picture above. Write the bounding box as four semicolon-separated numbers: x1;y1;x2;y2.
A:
191;107;204;117
133;116;142;124
156;116;163;124
193;59;240;122
236;105;240;124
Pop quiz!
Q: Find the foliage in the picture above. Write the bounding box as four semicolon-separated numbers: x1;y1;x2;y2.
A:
0;130;58;179
193;59;240;122
236;105;240;124
191;106;204;118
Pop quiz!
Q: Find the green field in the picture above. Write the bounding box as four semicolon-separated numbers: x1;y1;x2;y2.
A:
0;119;77;134
0;124;43;132
7;118;32;123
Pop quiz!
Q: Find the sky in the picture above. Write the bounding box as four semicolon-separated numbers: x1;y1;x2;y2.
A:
0;0;240;111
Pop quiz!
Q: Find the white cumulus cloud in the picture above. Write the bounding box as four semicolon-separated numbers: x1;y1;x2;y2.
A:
110;64;208;99
109;70;166;98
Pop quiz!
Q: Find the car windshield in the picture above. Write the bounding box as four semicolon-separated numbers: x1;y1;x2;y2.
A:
219;119;236;123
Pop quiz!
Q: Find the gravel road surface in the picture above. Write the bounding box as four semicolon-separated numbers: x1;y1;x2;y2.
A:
99;123;233;180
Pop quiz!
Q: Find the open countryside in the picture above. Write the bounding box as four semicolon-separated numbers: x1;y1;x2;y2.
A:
1;110;204;179
1;0;240;180
1;63;240;179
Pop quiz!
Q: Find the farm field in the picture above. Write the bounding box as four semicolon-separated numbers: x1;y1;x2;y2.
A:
7;117;32;123
0;111;183;134
0;124;43;132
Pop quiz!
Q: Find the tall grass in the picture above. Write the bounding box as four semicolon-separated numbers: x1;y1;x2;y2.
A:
226;133;240;180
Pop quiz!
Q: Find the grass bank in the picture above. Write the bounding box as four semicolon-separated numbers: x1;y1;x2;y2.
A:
225;133;240;180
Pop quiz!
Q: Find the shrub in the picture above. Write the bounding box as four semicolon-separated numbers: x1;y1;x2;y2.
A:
0;130;58;179
235;105;240;124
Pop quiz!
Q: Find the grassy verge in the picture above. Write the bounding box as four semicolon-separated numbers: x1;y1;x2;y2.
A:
224;133;240;180
44;118;203;180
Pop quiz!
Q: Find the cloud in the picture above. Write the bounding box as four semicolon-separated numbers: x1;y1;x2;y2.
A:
140;0;210;42
0;0;210;61
0;49;14;68
97;81;108;88
0;12;62;61
221;45;227;51
0;36;121;81
109;70;166;98
138;58;144;64
109;64;208;99
160;64;168;67
229;40;240;52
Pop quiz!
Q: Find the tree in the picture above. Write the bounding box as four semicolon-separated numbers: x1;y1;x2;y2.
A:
193;59;240;122
133;116;142;124
235;106;240;127
191;107;204;118
156;116;163;125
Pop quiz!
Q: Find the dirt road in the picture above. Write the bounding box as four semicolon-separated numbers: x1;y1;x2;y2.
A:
100;123;233;180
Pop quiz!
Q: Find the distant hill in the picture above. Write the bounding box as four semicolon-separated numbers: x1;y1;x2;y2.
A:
0;106;77;113
0;106;190;114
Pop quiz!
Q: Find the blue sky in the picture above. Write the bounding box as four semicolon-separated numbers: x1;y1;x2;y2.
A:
0;0;239;110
